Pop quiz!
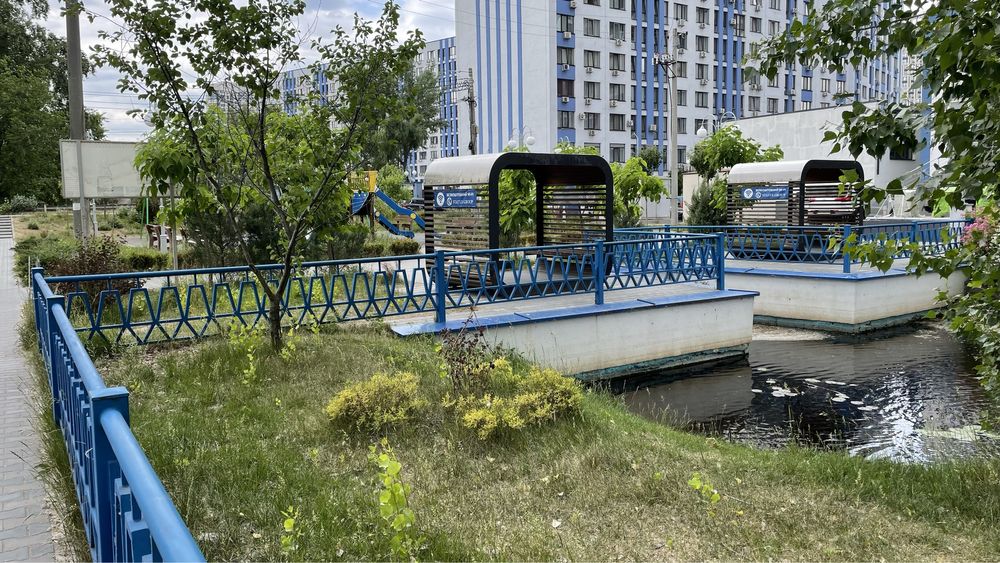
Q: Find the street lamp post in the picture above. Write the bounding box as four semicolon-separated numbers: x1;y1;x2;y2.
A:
696;111;739;137
653;29;683;224
506;128;535;150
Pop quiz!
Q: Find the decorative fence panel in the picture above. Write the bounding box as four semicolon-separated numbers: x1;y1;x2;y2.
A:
31;270;205;562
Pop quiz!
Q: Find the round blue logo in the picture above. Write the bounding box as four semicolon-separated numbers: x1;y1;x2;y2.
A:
434;192;446;207
742;188;755;199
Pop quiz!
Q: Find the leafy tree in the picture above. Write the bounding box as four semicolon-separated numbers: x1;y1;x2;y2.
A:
99;0;422;348
686;178;727;226
0;0;104;204
498;146;536;246
611;157;665;227
686;127;783;224
377;163;410;204
638;146;662;172
363;65;444;169
750;0;999;388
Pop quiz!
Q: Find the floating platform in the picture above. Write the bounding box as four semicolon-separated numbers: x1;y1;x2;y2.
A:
725;259;967;333
391;284;757;381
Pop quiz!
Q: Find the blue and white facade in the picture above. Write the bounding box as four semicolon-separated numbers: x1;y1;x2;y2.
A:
456;0;904;173
407;37;461;181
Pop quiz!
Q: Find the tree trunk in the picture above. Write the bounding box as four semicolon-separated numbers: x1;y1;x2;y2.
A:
268;298;283;350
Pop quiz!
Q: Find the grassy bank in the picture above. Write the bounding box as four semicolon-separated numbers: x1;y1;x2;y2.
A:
54;324;998;561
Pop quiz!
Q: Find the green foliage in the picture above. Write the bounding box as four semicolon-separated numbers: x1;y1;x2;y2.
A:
688;127;783;181
686;178;728;226
611;156;666;227
99;0;424;349
0;194;42;214
12;235;78;280
369;440;424;560
497;146;537;247
227;323;265;385
687;472;722;517
279;505;303;555
363;66;445;169
120;246;170;272
378;164;411;204
638;146;662;171
325;372;427;434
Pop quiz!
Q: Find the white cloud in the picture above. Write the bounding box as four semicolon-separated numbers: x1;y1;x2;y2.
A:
43;0;456;140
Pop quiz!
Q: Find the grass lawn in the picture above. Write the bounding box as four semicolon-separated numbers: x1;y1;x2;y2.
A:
12;209;146;242
56;323;1000;561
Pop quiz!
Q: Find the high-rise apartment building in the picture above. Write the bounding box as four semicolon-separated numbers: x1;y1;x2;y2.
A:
407;37;461;181
455;0;904;173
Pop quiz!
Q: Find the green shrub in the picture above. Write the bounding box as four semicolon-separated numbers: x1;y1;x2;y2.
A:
13;236;78;281
120;246;170;271
451;366;583;440
325;372;427;433
0;194;41;214
26;222;39;230
361;239;388;257
388;238;421;256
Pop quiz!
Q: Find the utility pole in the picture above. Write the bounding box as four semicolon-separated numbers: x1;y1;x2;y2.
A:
66;0;88;239
654;29;683;225
459;68;478;155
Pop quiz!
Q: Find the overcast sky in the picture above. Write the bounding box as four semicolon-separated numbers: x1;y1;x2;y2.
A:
42;0;456;140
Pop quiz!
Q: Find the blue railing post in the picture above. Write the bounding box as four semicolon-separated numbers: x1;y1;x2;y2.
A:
89;386;130;562
910;221;919;254
594;241;605;305
45;295;63;422
434;251;447;324
842;224;852;274
715;233;726;290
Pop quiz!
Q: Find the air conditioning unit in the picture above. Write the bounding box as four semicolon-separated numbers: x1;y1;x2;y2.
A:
677;19;686;27
588;130;596;136
698;50;707;58
821;91;829;97
700;78;709;86
563;31;572;39
750;83;761;90
569;0;577;7
754;4;761;10
579;113;586;120
616;38;623;46
648;124;657;132
585;97;592;105
699;22;706;29
786;88;796;94
561;96;570;103
586;66;594;73
610;100;618;107
678;48;686;55
612;69;620;76
562;63;570;71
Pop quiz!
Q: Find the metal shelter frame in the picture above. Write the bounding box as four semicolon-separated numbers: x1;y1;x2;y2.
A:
422;152;615;251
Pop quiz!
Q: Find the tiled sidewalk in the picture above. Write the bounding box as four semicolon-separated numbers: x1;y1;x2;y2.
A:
0;219;58;562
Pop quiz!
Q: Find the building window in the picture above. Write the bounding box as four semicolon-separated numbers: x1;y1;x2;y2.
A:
610;144;626;163
768;20;781;35
676;117;687;134
676;33;687;50
610;113;626;131
674;3;688;20
820;78;830;92
837;80;846;93
558;47;574;66
890;147;914;160
696;35;709;53
584;112;601;130
802;75;812;90
558;79;574;98
610;83;626;101
677;146;687;166
584;81;601;99
677;89;687;106
584;18;601;37
769;0;781;9
610;53;625;71
674;61;688;78
696;7;709;24
558;14;574;33
733;15;746;36
801;100;812;110
610;0;625;9
558;110;575;129
749;96;760;112
695;91;708;107
750;17;762;33
585;0;599;4
767;97;778;113
584;50;601;68
696;64;708;80
768;74;779;88
609;22;626;40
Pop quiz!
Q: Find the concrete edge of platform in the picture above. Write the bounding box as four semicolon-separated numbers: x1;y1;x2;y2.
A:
390;289;760;336
726;266;912;281
753;309;938;333
573;344;749;382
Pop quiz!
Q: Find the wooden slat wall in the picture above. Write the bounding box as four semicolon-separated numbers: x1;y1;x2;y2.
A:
423;185;490;254
726;181;862;226
540;185;608;245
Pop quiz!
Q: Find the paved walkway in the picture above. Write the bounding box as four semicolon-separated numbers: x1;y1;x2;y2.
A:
0;217;58;561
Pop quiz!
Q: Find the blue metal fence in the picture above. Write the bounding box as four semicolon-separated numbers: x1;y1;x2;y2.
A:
618;220;968;273
42;234;724;346
31;269;205;562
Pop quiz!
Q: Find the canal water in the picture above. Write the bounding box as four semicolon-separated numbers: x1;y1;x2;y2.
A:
621;322;1000;463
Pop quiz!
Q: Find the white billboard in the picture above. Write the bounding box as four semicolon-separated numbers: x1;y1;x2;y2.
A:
60;140;146;199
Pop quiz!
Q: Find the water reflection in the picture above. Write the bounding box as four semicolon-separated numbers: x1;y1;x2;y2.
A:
619;323;1000;463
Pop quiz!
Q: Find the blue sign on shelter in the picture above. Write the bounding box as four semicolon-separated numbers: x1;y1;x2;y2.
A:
433;189;478;208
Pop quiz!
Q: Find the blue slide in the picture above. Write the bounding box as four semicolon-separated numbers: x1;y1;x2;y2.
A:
351;189;425;239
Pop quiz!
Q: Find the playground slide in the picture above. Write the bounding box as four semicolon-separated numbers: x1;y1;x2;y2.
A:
350;189;425;239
